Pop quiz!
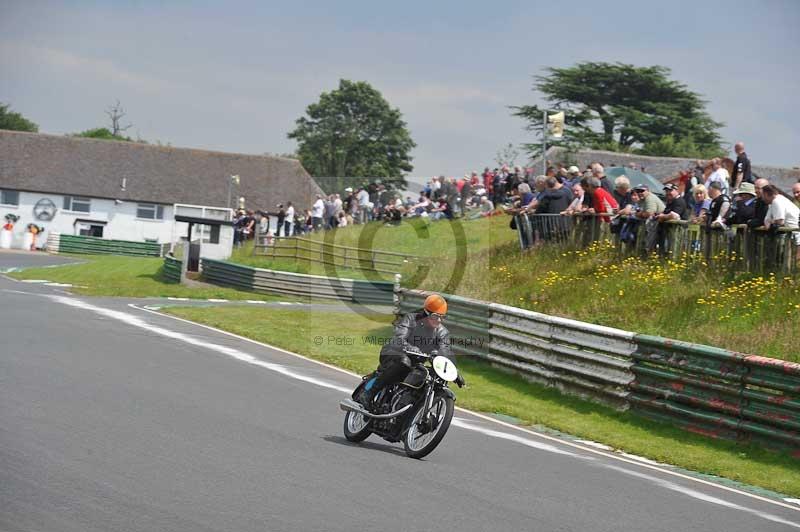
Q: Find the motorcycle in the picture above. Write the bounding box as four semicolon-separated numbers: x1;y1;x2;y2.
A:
339;348;459;459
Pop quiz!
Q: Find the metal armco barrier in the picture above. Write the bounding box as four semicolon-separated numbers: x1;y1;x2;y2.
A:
396;289;800;453
162;256;182;283
50;233;162;257
202;259;394;304
397;289;636;408
630;336;800;453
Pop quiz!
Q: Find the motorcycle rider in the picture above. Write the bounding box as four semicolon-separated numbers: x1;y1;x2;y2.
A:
359;294;465;408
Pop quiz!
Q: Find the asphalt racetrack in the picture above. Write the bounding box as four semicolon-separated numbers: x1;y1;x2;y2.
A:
1;270;799;531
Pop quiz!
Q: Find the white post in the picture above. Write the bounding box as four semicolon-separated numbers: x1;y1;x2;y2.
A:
542;110;548;175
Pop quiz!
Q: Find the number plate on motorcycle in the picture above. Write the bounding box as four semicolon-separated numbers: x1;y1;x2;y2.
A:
432;356;458;382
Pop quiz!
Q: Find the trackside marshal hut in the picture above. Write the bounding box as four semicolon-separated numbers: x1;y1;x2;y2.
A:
0;130;323;250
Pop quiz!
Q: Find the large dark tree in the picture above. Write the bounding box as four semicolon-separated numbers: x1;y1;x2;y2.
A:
0;103;38;132
513;62;725;158
288;80;415;188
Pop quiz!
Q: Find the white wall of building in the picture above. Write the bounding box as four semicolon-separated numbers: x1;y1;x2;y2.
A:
0;190;174;250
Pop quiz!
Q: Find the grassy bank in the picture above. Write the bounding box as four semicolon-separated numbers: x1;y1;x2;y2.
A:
417;239;800;361
162;305;800;497
7;255;288;301
232;217;800;361
230;215;516;282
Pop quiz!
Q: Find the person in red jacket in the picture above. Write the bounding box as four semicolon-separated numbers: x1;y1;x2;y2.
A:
585;177;618;222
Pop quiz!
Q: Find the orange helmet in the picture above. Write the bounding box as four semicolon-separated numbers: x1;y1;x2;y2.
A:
423;294;448;316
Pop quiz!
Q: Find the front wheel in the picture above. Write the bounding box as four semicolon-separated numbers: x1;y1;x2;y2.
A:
343;410;371;442
403;394;454;459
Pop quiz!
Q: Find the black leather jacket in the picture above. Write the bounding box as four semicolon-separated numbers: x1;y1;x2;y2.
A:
390;310;454;362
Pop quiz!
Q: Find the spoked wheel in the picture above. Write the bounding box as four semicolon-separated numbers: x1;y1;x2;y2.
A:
343;409;372;442
403;394;454;459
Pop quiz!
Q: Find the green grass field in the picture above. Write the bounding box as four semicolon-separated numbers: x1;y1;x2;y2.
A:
162;305;800;497
8;255;288;301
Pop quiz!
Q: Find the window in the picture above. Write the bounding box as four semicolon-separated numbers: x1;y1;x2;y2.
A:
63;196;91;213
0;189;19;206
136;203;165;220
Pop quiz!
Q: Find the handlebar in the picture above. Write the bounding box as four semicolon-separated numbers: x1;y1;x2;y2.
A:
403;348;438;359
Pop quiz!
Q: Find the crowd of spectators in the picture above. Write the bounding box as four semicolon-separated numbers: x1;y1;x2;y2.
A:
233;140;799;260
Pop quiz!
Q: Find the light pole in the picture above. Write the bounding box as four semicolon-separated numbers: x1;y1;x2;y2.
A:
227;175;240;213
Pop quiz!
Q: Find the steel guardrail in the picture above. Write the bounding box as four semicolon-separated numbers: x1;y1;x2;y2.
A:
202;258;394;304
395;288;799;452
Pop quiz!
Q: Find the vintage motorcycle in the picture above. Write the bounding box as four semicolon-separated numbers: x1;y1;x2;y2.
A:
339;348;459;459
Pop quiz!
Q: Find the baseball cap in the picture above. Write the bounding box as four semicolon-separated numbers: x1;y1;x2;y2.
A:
633;184;649;192
568;165;580;174
663;183;678;192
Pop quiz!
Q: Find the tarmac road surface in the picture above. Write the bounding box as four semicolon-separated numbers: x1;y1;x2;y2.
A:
1;274;799;532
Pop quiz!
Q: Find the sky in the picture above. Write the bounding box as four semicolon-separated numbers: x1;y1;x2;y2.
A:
1;0;799;181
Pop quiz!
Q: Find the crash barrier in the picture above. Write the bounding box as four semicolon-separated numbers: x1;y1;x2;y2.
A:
252;235;419;276
396;289;800;452
515;213;799;275
201;258;394;304
162;255;182;283
48;232;162;257
630;336;800;452
397;289;636;409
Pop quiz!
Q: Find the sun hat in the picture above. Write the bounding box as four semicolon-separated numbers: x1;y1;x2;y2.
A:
733;182;756;196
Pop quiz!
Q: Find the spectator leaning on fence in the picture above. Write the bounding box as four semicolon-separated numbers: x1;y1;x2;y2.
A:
612;175;633;210
562;183;585;215
762;184;800;260
631;184;665;219
655;184;689;254
793;182;800;209
706;181;731;229
728;182;757;225
536;176;574;215
689;184;711;225
585;177;618;221
748;178;770;230
731;141;753;189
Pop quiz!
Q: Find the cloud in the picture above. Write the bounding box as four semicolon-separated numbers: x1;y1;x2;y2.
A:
0;42;180;95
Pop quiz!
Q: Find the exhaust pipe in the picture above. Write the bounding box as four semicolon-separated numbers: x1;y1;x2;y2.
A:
339;399;412;419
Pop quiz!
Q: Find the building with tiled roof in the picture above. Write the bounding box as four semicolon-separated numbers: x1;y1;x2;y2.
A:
0;130;322;249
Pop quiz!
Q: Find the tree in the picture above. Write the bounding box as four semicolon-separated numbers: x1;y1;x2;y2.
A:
513;62;725;158
105;100;132;137
70;127;133;141
0;103;39;132
288;79;415;188
69;100;151;143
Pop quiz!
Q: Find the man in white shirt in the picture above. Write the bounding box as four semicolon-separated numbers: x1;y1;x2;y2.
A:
357;187;370;224
311;194;324;231
762;185;800;258
284;202;295;236
705;158;730;197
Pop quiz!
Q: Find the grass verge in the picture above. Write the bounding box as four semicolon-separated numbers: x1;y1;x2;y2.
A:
8;255;289;301
162;305;800;497
232;218;800;361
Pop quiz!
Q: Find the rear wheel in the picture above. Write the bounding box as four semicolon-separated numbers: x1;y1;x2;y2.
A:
343;410;371;442
403;394;454;459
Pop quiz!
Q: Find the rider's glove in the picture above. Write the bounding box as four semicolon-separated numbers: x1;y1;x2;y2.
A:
455;374;466;388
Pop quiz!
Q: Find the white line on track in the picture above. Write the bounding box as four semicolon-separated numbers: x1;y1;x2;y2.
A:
8;288;797;521
124;302;800;515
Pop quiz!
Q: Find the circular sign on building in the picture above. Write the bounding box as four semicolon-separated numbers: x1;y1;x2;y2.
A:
34;198;57;221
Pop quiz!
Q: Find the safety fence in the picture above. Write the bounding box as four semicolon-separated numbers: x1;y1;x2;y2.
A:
515;213;799;275
396;288;800;453
162;255;182;283
201;258;394;305
252;235;419;276
48;232;163;257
